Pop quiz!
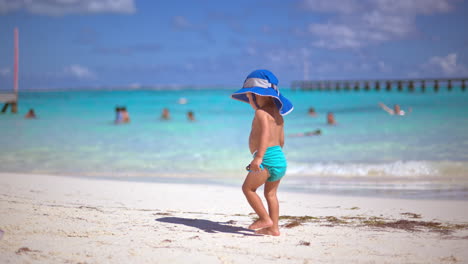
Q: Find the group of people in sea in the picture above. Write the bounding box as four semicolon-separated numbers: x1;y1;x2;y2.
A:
291;102;411;137
114;106;196;124
20;100;410;125
307;107;337;125
17;106;196;123
160;108;195;122
114;106;131;124
288;108;335;137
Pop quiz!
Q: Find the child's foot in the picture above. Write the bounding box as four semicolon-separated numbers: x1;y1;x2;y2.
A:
255;227;280;236
248;218;273;230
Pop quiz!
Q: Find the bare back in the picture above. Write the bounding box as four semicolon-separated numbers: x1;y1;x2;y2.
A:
249;108;284;154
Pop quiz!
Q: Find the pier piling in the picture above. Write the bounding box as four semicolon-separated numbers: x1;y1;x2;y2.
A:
354;82;360;91
397;81;403;92
375;81;381;91
344;82;351;91
335;82;341;91
408;81;415;92
385;81;391;91
325;81;331;91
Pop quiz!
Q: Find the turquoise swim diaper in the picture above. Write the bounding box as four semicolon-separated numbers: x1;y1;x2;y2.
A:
253;145;287;182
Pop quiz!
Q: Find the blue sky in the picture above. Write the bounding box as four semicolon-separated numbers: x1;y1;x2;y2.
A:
0;0;467;89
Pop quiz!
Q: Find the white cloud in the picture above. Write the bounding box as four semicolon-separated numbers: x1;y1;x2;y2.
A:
0;0;22;14
301;0;454;15
378;61;392;73
0;67;11;77
301;60;395;77
300;0;363;14
362;11;414;37
64;64;96;79
245;47;257;56
373;0;453;15
172;16;192;30
308;23;362;49
171;15;210;38
419;53;468;77
0;0;136;16
261;25;272;34
301;0;456;49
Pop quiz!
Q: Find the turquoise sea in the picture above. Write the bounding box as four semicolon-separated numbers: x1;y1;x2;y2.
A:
1;87;468;199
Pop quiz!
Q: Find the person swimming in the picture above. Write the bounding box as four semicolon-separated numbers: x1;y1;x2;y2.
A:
289;129;321;137
187;111;195;121
25;109;37;119
327;112;337;125
161;108;170;120
308;107;317;117
121;107;130;123
114;106;130;124
379;102;412;116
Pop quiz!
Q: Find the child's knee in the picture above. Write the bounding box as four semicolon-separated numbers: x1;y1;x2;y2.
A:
242;184;255;194
264;190;277;200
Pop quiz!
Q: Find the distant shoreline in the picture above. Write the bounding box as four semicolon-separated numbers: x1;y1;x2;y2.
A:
0;86;241;92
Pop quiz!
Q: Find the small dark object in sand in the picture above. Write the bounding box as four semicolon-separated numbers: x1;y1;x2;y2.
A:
401;212;422;219
279;215;319;221
226;220;236;225
154;212;172;216
0;229;3;240
298;241;311;246
285;220;302;228
350;207;360;210
16;247;40;255
440;255;458;262
281;215;321;228
162;239;172;243
325;216;347;224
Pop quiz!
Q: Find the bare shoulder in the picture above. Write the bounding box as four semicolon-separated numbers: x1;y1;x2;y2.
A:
254;109;271;119
256;109;284;128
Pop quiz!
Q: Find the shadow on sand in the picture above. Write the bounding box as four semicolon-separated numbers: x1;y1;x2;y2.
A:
156;217;259;236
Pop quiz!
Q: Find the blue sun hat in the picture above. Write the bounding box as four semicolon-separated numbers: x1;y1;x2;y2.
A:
231;69;293;116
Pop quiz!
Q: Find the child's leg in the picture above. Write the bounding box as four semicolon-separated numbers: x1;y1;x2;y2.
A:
242;170;273;230
256;180;281;236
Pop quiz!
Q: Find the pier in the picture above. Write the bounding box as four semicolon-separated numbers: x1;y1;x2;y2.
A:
291;78;467;92
1;28;19;113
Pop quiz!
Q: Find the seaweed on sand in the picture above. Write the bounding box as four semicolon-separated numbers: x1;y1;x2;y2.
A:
361;219;468;235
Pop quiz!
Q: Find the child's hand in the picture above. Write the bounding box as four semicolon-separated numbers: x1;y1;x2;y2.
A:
248;157;263;172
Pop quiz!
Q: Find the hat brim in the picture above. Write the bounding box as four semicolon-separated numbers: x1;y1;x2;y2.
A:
231;87;294;116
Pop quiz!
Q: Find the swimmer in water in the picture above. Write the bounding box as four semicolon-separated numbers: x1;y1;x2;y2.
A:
289;129;321;137
379;102;412;116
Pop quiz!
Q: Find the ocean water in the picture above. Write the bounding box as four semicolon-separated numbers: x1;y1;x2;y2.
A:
1;88;468;199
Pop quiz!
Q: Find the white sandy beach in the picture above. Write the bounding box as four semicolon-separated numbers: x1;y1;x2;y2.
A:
1;172;468;263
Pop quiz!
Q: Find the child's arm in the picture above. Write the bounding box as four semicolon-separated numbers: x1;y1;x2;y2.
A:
280;126;284;147
249;110;270;171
